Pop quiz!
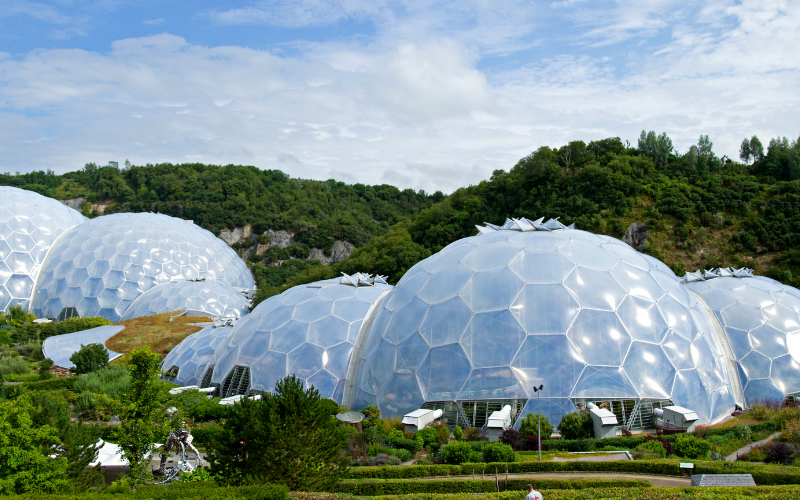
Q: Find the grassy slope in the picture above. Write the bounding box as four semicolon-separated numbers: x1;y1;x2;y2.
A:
106;312;207;360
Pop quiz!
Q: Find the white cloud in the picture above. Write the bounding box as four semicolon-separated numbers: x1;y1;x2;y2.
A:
1;1;798;194
143;18;165;25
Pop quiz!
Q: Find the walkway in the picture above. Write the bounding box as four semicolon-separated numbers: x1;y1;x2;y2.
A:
725;432;782;462
435;472;690;488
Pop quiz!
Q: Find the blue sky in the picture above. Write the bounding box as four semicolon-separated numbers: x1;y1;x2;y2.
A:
1;1;798;192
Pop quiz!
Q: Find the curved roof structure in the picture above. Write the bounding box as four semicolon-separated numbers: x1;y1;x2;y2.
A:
685;273;800;405
120;279;250;321
32;212;253;322
348;221;735;424
209;274;392;402
0;186;87;311
161;324;235;386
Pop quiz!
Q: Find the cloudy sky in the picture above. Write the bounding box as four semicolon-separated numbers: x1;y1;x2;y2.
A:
1;1;798;193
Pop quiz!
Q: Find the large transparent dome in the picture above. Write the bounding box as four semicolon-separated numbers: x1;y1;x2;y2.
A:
120;279;250;321
32;212;254;322
161;324;235;386
209;275;392;403
0;186;86;311
685;273;800;405
348;221;736;425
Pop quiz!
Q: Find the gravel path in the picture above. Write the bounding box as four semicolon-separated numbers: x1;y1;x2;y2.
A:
725;432;782;462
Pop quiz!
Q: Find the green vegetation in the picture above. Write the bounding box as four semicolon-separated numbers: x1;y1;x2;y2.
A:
209;375;351;490
69;343;109;374
557;411;593;440
518;413;553;439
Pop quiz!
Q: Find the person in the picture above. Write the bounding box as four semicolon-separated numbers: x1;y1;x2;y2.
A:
525;484;542;500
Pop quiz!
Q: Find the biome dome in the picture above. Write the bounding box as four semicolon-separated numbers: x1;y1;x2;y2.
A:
120;279;250;321
347;218;736;426
0;186;87;312
685;270;800;405
161;324;235;386
208;274;392;403
32;212;254;322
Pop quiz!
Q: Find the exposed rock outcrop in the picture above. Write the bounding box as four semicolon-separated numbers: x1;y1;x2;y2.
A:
623;222;648;252
219;225;252;246
331;240;355;261
308;248;332;265
265;229;295;248
59;197;86;211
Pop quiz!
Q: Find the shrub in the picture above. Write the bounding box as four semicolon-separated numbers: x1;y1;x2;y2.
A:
635;440;666;458
519;413;553;438
558;411;593;440
368;444;389;456
416;426;438;448
388;448;412;462
500;429;525;451
39;317;112;338
673;435;711;459
0;356;29;375
453;425;463;440
765;442;796;465
784;419;800;444
482;442;515;463
642;435;673;457
383;435;421;454
441;440;472;465
464;427;482;441
69;343;109;374
190;421;223;447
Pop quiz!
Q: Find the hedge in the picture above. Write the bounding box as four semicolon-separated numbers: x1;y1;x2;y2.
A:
382;435;422;454
333;478;650;495
3;376;76;398
13;482;288;500
347;460;800;485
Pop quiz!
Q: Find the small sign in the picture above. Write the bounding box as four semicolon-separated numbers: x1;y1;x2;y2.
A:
680;463;694;469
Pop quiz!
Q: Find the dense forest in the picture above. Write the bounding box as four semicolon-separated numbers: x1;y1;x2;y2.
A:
2;131;799;305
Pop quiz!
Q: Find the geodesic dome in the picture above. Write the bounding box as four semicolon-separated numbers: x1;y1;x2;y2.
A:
0;186;86;312
347;218;736;425
161;324;235;386
120;279;250;321
32;212;254;322
685;272;800;405
209;274;392;403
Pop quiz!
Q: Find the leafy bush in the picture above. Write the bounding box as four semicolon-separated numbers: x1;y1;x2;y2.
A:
383;435;421;454
415;426;438;448
765;442;796;465
634;440;666;458
69;343;109;374
39;317;112;338
558;411;593;440
0;356;29;375
190;422;224;447
673;435;711;459
464;427;482;441
388;448;412;462
482;442;515;463
453;425;463;440
519;413;553;438
441;440;473;465
642;435;673;457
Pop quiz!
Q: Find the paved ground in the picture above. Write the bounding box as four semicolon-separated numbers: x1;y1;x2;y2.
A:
450;472;690;488
725;432;782;462
551;452;630;462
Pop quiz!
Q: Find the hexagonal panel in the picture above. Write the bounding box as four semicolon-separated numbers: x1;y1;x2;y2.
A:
511;335;585;397
511;284;579;334
567;309;631;366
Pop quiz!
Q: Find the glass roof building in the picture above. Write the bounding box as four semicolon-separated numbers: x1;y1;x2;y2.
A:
685;271;800;405
120;279;250;321
161;324;235;387
345;219;736;426
207;274;392;402
32;212;254;322
0;186;87;312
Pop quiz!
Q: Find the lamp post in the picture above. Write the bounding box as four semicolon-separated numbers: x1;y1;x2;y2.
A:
533;384;544;462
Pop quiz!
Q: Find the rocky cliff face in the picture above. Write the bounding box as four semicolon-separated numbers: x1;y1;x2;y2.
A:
221;225;354;265
623;222;648;252
59;197;86;211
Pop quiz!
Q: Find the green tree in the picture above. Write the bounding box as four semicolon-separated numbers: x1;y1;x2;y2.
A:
113;347;167;487
739;137;752;164
38;358;54;380
441;440;472;465
70;343;109;374
211;375;350;491
0;396;70;495
453;425;463;440
557;411;593;440
673;435;711;459
482;441;515;462
750;136;764;161
518;413;553;439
